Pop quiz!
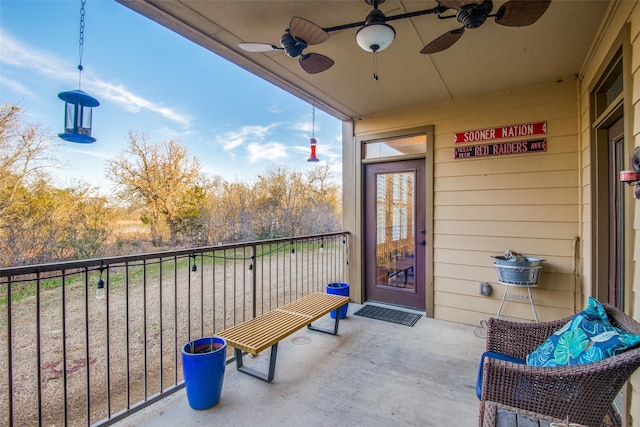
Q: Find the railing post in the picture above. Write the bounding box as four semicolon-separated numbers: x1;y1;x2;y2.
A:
251;245;257;319
8;276;15;426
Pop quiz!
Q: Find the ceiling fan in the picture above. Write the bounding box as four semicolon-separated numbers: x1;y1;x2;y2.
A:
237;0;551;74
421;0;552;54
238;16;334;74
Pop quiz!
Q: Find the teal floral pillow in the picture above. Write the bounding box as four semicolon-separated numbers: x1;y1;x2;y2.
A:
527;297;640;367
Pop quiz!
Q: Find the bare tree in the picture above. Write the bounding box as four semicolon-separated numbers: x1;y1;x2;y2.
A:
57;186;116;259
252;166;306;238
0;103;56;216
203;178;257;243
257;164;341;236
304;164;341;232
106;131;203;246
1;182;114;264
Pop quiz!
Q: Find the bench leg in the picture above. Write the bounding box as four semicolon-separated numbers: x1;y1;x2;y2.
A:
235;344;278;383
307;310;341;335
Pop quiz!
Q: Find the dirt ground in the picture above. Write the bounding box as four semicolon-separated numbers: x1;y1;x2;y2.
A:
0;245;345;426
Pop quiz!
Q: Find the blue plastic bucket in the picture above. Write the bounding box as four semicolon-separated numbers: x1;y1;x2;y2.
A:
181;337;226;410
326;283;349;319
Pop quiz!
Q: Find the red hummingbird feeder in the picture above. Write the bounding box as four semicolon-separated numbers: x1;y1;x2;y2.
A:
307;137;319;162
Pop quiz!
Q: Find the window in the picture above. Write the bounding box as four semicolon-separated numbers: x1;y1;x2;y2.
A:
364;134;426;159
594;51;623;121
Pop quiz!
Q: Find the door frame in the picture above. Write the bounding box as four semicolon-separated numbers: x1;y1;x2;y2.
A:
607;118;625;308
590;44;632;312
357;126;434;316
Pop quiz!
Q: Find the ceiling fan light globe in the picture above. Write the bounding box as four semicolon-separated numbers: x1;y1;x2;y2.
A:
356;23;395;52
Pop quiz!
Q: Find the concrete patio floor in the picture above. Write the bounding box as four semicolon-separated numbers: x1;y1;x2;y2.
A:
115;303;487;427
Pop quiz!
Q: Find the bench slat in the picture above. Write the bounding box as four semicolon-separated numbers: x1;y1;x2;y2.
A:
220;311;310;354
278;292;348;318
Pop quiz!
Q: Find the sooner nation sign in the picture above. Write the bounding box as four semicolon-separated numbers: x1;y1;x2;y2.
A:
454;139;547;159
454;121;547;144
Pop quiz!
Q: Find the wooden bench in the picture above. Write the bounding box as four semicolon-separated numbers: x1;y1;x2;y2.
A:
218;292;350;383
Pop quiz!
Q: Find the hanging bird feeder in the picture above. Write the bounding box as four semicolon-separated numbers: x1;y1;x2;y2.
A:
59;0;99;144
307;137;319;162
307;103;319;162
58;89;99;143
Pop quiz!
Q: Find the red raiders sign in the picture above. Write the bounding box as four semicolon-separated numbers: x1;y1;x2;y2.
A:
454;121;547;144
454;139;547;159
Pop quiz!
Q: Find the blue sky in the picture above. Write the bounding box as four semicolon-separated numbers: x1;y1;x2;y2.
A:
0;0;342;194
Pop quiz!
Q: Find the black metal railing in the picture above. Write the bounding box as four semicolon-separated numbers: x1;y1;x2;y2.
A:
0;232;348;427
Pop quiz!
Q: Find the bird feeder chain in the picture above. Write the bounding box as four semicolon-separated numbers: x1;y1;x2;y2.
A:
78;0;87;88
312;102;316;138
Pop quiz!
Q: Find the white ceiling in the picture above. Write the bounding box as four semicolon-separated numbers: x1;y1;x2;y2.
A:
116;0;610;121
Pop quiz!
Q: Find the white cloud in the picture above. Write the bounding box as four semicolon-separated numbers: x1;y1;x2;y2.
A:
216;123;279;152
0;28;67;72
246;141;287;163
0;28;190;127
86;79;190;127
266;102;285;114
0;75;35;98
293;121;313;133
63;148;113;160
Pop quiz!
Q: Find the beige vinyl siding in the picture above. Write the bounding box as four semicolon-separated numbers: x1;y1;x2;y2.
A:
354;81;580;326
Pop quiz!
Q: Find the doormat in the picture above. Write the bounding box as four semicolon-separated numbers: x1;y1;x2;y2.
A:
353;305;421;327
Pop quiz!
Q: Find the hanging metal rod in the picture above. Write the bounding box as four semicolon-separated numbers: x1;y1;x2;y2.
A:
323;6;445;34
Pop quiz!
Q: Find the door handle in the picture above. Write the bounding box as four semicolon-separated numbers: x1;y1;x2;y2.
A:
418;240;426;246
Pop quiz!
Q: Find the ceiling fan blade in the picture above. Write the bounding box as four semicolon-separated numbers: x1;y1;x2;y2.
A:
437;0;482;10
495;0;551;27
420;28;465;54
299;53;334;74
238;42;280;53
289;16;329;45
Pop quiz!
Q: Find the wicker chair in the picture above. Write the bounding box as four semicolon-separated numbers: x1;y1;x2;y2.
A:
478;304;640;427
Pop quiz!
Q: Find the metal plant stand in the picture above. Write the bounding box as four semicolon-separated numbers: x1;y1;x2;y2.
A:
495;279;539;322
493;263;542;323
